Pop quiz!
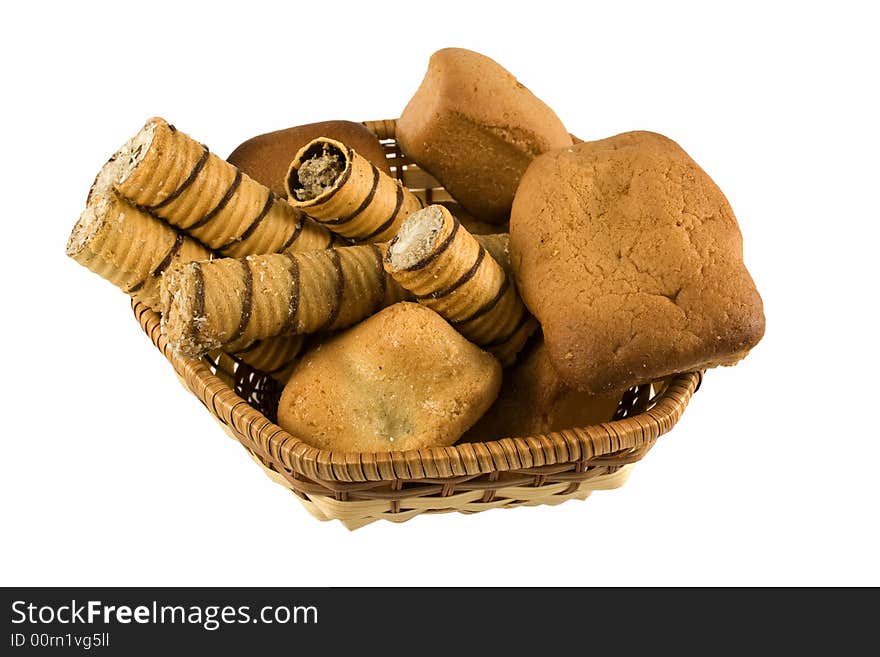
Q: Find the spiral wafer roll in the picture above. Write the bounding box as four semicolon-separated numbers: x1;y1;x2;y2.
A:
383;205;536;366
66;190;310;380
67;190;212;309
161;245;413;358
227;334;305;382
111;117;335;257
286;137;423;243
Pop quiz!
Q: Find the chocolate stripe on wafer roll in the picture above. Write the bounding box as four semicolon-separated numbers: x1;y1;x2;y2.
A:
186;168;243;230
66;189;306;380
67;190;213;310
383;205;536;366
285;137;422;243
160;245;414;358
110;117;335;257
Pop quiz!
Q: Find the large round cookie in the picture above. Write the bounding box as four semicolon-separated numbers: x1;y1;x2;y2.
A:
509;131;765;394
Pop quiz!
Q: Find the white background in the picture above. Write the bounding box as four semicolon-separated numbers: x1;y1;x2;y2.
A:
2;1;877;586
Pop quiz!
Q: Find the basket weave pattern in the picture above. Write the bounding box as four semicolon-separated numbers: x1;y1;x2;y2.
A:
134;120;703;529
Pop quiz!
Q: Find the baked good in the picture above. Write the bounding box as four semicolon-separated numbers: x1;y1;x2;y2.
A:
227;334;305;382
227;120;390;197
510;131;765;394
286;137;422;242
396;47;572;224
67;189;212;310
384;205;536;366
460;337;622;442
110;117;334;257
471;232;512;277
160;245;412;357
277;302;502;452
66;189;307;380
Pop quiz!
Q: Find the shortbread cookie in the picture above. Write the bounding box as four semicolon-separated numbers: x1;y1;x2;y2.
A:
109;117;334;256
277;302;502;452
286;137;422;242
228;120;391;197
396;48;572;224
459;338;622;442
384;205;536;366
161;245;412;357
510;131;765;393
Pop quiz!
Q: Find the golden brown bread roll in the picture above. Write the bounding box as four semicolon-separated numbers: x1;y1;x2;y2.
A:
510;131;765;394
277;302;502;452
396;48;572;224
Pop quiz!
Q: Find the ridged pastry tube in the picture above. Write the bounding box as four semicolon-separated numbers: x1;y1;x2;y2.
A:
473;233;511;278
67;190;213;309
285;137;423;243
383;205;536;366
66;191;306;380
161;245;413;357
111;116;335;257
226;334;305;382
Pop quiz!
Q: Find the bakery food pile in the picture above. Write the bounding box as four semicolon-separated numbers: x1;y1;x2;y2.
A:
67;47;764;453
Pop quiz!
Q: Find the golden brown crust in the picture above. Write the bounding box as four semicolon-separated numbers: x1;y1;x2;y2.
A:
277;302;502;453
459;338;621;442
227;120;391;197
396;48;572;224
510;131;765;394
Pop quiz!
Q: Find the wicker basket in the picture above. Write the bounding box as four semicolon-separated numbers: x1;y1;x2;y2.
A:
133;119;703;530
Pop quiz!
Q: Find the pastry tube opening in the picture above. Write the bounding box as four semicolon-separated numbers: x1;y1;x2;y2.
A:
160;245;413;358
289;141;348;201
112;117;324;257
67;190;212;309
67;189;307;380
384;205;536;366
286;137;423;243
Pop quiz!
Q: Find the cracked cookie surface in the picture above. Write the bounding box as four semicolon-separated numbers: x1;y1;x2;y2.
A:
509;131;765;394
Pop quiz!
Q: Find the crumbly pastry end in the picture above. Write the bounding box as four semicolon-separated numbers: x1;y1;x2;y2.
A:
385;205;444;270
291;141;346;201
111;119;158;186
86;119;158;206
226;120;392;196
66;193;111;257
160;263;212;357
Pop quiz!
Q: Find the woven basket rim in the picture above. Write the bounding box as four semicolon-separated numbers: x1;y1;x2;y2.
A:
134;300;702;484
